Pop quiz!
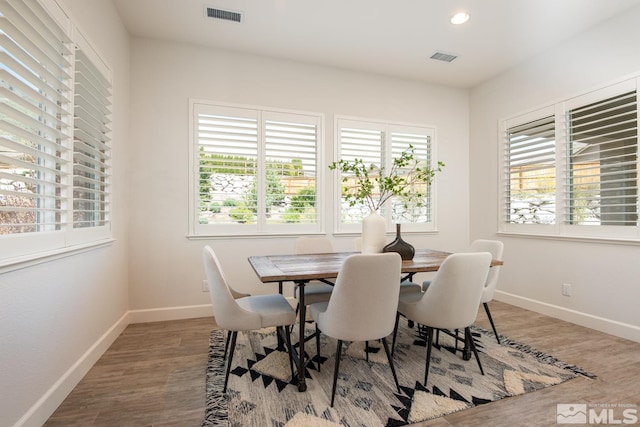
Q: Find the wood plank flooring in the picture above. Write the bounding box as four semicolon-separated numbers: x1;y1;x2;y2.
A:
45;301;640;426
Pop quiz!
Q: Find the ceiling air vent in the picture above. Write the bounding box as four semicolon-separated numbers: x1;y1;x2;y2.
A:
205;6;242;23
430;52;458;63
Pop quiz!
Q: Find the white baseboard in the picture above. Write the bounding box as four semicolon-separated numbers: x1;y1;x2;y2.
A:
13;312;129;427
494;290;640;343
128;304;213;323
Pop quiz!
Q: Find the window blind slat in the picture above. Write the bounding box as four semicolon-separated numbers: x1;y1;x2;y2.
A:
72;43;111;230
0;87;68;132
0;137;64;166
0;17;72;91
0;66;70;114
0;105;68;144
566;90;637;226
74;93;111;126
75;51;112;100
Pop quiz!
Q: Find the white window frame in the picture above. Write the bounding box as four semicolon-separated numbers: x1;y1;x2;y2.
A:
333;115;438;235
0;0;113;267
188;100;324;237
499;77;640;242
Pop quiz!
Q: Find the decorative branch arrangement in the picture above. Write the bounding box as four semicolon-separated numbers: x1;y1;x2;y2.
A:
329;145;445;213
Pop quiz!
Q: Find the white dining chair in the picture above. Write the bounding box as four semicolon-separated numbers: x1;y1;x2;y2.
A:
224;287;250;360
293;237;335;315
309;252;402;407
228;286;250;299
202;246;297;392
421;239;504;344
356;235;421;295
472;240;504;343
392;252;492;387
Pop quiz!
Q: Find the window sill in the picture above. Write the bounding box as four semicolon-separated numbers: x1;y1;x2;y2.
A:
0;239;115;274
497;231;640;246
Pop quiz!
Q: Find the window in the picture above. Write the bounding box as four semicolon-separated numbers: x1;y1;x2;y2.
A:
501;79;639;240
503;111;557;225
0;0;112;264
72;40;111;232
334;116;437;233
190;101;323;236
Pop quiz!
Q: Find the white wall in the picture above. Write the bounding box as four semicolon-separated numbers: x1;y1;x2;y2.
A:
0;1;131;426
126;39;471;313
469;5;640;341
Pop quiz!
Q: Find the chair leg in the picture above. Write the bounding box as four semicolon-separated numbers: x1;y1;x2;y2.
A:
330;340;343;407
424;326;434;387
223;330;232;360
466;327;484;375
223;331;238;393
315;323;321;372
381;337;401;393
483;302;501;344
391;312;400;356
365;341;369;362
281;326;295;381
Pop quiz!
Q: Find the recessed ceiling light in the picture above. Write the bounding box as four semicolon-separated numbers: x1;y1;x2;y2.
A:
450;12;469;25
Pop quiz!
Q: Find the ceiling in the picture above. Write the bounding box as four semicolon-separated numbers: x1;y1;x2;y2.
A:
112;0;640;88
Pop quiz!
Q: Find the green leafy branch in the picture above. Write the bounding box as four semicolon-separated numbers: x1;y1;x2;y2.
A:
329;145;444;212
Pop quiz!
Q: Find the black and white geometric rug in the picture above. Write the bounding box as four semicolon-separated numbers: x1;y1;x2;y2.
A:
202;318;595;426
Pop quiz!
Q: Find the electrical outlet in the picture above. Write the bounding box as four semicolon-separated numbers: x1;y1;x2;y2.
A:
202;280;209;292
562;283;571;297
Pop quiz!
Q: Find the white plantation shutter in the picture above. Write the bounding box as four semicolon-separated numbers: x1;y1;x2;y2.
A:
390;129;432;223
0;0;113;264
339;126;383;165
73;46;112;229
0;0;72;237
264;115;318;224
196;107;258;225
501;78;640;240
192;102;322;235
336;122;384;224
503;114;556;225
335;117;437;231
566;90;638;226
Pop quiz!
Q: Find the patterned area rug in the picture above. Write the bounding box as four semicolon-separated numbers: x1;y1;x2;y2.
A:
202;318;595;426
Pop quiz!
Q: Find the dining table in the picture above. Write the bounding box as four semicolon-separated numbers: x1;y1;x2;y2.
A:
248;248;503;392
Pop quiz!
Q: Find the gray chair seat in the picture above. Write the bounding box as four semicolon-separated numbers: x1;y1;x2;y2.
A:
400;281;422;294
295;282;335;305
236;294;297;328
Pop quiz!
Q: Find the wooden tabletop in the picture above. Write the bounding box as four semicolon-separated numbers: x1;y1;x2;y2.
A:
248;249;502;283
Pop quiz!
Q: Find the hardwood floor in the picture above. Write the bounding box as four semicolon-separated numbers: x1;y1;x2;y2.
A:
44;317;214;427
45;301;640;426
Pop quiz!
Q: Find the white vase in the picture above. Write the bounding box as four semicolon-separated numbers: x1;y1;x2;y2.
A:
361;210;387;253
